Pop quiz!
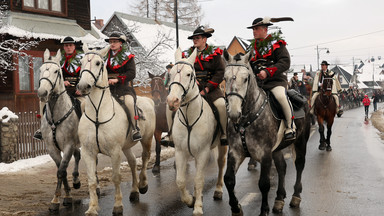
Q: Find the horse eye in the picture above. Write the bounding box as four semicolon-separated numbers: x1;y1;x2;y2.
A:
187;73;191;77
55;70;59;74
96;61;100;66
244;78;248;83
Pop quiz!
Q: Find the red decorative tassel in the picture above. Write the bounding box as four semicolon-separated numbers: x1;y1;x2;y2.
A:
36;114;41;119
134;115;139;120
291;116;295;119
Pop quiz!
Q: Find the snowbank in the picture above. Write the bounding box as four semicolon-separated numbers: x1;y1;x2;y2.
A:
0;107;18;123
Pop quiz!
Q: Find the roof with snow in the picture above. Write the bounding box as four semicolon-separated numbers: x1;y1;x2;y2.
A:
0;11;105;44
102;12;221;65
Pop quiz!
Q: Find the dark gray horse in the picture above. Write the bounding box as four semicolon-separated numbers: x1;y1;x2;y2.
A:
223;50;310;216
37;49;81;211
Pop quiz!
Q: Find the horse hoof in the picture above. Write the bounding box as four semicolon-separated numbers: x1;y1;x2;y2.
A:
213;191;223;200
326;145;332;151
152;165;160;174
139;184;148;194
272;199;285;213
186;196;196;208
96;188;101;199
63;197;73;206
73;181;81;189
49;202;60;212
129;191;140;202
318;144;326;150
85;210;98;216
112;206;123;216
289;196;301;208
232;204;243;216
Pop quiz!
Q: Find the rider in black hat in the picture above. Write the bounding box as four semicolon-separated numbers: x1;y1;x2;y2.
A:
310;60;343;116
248;16;296;141
162;26;228;146
34;36;84;140
104;32;142;141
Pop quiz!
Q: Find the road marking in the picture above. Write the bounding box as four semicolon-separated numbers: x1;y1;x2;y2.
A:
239;192;258;206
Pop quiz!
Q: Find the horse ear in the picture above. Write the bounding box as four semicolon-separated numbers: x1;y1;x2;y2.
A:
187;48;197;65
244;51;253;64
99;45;110;57
160;72;166;79
175;47;182;62
44;49;50;62
148;72;154;79
223;48;230;62
54;49;61;62
83;43;89;53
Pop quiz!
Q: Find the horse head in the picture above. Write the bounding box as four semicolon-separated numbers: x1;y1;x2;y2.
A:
167;47;197;112
148;72;167;106
37;49;63;103
222;49;254;123
77;44;110;95
321;76;333;96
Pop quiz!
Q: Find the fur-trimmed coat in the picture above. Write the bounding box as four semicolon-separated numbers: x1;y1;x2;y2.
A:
312;69;341;94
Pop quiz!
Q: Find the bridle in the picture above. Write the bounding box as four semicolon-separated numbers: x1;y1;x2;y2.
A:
39;61;64;96
39;61;76;151
168;60;204;157
80;52;115;153
79;52;108;90
168;61;196;104
225;63;252;109
151;76;167;105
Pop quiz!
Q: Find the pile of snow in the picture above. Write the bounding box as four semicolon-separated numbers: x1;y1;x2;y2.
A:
0;154;52;174
0;107;18;123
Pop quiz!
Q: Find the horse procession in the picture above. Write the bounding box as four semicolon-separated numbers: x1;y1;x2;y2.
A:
30;16;375;216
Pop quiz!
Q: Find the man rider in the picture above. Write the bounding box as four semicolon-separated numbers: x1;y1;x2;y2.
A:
33;36;84;140
248;17;296;141
310;60;343;116
162;26;228;146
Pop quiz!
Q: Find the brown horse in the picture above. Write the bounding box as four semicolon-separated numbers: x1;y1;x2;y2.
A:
314;76;337;151
148;72;169;173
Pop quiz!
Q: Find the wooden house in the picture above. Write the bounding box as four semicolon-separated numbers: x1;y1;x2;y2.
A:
0;0;103;112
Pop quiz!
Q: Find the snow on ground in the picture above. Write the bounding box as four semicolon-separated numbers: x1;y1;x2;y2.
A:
0;154;52;174
0;107;19;123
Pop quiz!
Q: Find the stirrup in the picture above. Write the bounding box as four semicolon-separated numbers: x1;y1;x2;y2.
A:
284;129;296;141
160;135;174;147
33;129;43;141
132;130;142;142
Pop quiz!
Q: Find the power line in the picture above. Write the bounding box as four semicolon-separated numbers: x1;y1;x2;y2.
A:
290;29;384;50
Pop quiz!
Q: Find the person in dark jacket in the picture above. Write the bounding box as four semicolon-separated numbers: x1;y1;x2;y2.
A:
34;36;84;140
163;26;227;146
104;32;141;141
372;93;378;112
248;17;295;140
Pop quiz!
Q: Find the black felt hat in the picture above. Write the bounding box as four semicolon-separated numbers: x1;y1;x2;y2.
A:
246;17;273;29
105;32;127;43
187;26;214;40
321;60;330;65
166;62;174;69
61;36;76;44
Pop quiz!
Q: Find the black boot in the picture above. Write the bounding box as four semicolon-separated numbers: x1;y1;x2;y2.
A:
33;129;43;140
284;128;296;141
132;129;142;142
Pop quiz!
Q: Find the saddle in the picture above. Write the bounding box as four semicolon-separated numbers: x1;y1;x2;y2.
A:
268;89;307;120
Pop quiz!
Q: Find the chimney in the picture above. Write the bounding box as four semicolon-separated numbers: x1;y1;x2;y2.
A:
93;19;104;30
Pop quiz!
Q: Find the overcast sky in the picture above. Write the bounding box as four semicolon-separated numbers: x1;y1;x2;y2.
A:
90;0;384;69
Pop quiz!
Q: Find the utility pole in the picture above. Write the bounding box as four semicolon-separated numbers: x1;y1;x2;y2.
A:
315;45;330;70
174;0;179;48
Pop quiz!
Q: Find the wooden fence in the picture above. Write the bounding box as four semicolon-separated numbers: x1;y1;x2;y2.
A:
16;111;47;160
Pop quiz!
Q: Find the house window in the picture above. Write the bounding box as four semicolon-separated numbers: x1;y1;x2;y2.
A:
23;0;65;15
17;55;43;92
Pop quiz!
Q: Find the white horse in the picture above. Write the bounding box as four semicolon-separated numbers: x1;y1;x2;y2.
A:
167;48;228;216
37;49;82;212
77;44;156;216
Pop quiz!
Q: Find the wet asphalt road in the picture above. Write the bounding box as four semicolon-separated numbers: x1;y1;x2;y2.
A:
38;104;384;216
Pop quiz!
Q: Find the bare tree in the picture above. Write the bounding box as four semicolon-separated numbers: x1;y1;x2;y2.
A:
0;3;39;85
103;22;173;86
130;0;203;27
